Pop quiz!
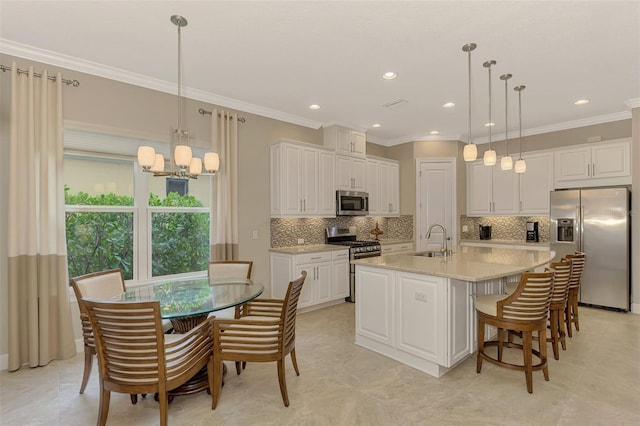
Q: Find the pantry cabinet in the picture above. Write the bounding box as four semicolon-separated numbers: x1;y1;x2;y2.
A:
554;139;631;189
271;139;335;217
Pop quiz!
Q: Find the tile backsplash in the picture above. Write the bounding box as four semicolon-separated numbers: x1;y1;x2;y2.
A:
460;215;549;242
271;216;413;248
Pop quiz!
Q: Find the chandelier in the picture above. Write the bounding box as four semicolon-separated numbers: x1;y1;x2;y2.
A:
137;15;219;179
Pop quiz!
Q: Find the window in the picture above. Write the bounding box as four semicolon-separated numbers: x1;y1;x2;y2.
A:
64;130;212;283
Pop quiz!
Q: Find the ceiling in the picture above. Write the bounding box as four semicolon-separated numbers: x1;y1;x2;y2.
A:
1;1;639;146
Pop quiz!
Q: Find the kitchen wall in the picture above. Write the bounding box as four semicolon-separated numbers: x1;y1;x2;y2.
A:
459;215;550;242
270;216;413;248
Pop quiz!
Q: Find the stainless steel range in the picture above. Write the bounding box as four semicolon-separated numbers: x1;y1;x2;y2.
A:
325;227;381;303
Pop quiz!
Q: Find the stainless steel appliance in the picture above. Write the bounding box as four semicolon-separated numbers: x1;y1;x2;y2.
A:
479;225;492;240
325;227;381;302
550;188;630;311
336;190;369;216
526;221;539;242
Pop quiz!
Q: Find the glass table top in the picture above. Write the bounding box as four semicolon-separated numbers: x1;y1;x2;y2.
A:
111;277;264;319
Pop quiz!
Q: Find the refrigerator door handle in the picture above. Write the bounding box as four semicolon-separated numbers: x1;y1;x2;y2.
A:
579;205;585;252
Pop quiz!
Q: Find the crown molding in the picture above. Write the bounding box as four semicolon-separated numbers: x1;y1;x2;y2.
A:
625;98;640;109
1;39;323;130
471;111;632;145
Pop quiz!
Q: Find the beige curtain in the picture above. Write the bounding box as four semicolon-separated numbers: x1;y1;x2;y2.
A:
7;63;76;371
210;109;239;260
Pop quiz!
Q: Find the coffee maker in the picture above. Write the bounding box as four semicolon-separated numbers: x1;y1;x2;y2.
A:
526;221;539;242
479;225;492;240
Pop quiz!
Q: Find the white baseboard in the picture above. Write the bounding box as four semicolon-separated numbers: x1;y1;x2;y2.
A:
631;303;640;314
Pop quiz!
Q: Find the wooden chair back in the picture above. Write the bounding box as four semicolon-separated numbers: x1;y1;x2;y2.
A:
547;260;572;308
281;272;306;350
565;252;585;291
208;261;253;279
498;272;555;322
70;269;126;302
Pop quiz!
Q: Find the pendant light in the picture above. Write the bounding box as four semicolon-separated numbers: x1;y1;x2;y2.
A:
483;60;497;166
137;15;219;179
499;73;513;170
514;85;527;173
462;43;478;162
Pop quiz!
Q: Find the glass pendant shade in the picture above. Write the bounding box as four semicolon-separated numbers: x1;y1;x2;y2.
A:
463;143;477;162
151;154;165;172
500;155;513;170
204;152;220;173
174;145;192;168
189;157;202;175
515;159;527;173
137;146;156;168
483;149;497;166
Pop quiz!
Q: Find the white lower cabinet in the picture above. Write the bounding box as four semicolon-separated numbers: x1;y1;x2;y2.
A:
355;265;508;377
270;249;349;311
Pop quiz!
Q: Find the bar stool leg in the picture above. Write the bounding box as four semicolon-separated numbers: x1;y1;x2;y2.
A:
477;319;485;373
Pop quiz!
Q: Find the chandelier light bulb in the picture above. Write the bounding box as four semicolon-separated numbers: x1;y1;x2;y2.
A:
189;157;202;175
151;154;165;172
204;152;220;173
174;145;192;168
137;146;156;168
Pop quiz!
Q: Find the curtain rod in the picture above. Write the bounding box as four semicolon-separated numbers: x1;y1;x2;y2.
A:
0;64;80;87
198;108;245;122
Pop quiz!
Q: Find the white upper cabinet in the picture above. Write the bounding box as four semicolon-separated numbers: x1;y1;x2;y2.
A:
467;161;518;216
554;139;631;189
366;157;400;216
271;139;335;217
519;152;553;215
324;125;367;158
336;155;366;191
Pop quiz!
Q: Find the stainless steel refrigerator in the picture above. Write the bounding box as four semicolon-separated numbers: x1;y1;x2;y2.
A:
550;187;630;311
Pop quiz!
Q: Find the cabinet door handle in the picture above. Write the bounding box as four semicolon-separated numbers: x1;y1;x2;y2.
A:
303;199;306;211
587;163;591;177
310;256;322;260
592;162;596;177
300;200;303;211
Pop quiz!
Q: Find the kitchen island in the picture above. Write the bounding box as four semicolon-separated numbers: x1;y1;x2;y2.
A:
352;246;555;378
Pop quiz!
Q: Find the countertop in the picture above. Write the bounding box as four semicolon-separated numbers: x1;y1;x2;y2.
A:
460;239;550;248
269;244;348;255
352;245;556;282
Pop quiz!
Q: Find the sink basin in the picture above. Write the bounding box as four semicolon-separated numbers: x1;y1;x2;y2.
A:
414;250;454;258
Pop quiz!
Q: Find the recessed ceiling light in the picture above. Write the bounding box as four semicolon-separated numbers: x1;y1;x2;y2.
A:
484;122;495;127
371;123;382;128
574;99;590;105
430;130;440;135
382;71;398;80
309;104;320;110
443;102;455;108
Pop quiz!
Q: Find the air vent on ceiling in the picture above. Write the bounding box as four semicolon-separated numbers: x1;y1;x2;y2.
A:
383;98;408;108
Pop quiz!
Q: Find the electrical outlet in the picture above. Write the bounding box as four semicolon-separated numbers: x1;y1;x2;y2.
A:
297;238;305;245
252;230;258;240
462;225;468;232
415;292;428;302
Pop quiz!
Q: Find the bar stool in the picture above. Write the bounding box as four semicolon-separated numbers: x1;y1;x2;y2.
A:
546;260;572;360
475;271;555;393
564;252;585;337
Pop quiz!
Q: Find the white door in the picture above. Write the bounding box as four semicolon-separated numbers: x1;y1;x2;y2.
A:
416;159;456;252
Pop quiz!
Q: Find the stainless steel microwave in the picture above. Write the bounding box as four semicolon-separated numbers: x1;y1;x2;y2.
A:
336;190;369;216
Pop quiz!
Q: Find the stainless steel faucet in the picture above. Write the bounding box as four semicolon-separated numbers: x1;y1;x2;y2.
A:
427;224;450;255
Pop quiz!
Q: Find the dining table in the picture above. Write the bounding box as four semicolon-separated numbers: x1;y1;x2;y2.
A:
111;276;264;397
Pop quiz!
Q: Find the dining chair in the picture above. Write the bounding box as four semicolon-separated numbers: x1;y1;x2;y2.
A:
564;252;586;337
210;271;307;409
82;298;213;426
475;271;555;393
70;269;173;397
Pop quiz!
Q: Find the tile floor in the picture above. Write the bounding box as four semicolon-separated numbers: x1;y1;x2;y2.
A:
1;303;639;425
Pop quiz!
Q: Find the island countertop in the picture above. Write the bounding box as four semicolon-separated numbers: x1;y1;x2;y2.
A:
352;245;556;282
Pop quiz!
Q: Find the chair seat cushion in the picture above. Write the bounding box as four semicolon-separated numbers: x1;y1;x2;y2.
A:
475;294;509;317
